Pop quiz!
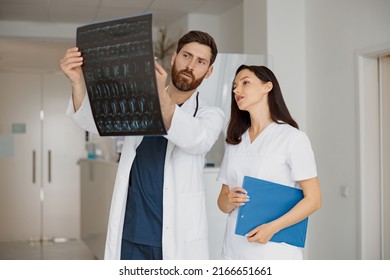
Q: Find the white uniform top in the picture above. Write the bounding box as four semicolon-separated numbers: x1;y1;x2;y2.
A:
217;122;317;260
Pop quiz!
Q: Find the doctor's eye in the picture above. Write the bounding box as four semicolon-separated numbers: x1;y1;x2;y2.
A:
197;59;207;66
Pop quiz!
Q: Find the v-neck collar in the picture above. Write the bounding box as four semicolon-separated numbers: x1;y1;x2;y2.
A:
245;122;276;145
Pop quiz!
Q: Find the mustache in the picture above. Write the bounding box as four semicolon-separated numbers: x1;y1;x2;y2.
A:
179;69;194;79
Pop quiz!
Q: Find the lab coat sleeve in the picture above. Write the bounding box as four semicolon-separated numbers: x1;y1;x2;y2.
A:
165;104;224;154
66;94;99;134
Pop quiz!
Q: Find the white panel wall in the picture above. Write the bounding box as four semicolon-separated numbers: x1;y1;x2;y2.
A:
305;0;390;259
243;0;267;55
0;20;79;40
187;13;220;43
242;0;390;259
266;0;306;130
382;56;390;259
357;56;382;259
219;4;244;53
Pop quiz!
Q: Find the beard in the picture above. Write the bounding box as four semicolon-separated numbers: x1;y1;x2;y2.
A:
171;62;206;92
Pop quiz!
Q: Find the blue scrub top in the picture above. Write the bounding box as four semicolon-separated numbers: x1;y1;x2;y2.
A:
122;136;168;247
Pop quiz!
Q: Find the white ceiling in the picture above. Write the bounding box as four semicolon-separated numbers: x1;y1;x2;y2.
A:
0;0;242;26
0;0;242;72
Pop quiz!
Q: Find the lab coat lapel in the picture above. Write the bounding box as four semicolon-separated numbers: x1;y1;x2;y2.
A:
164;91;198;160
181;90;198;115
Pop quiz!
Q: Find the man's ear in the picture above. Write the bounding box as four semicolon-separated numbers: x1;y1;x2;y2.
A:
170;52;177;66
204;65;214;80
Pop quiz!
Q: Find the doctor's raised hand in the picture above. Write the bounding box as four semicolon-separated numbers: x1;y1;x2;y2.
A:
59;47;86;111
154;60;175;129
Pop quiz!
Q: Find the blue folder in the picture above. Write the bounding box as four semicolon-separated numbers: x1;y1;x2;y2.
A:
235;176;308;248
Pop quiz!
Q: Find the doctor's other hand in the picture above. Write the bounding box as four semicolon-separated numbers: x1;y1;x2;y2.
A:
154;60;168;94
59;47;85;88
228;187;250;208
246;223;277;244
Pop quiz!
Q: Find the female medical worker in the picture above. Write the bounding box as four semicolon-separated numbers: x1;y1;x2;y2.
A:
60;30;224;259
217;65;321;259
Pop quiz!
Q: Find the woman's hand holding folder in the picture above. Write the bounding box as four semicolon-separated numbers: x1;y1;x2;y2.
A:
217;185;250;214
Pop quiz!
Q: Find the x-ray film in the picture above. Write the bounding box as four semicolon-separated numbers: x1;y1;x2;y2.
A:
76;13;167;136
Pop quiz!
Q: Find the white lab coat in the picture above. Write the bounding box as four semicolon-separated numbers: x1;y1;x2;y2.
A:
67;91;224;259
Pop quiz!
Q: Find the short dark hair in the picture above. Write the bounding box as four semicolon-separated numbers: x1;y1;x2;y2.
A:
176;30;218;65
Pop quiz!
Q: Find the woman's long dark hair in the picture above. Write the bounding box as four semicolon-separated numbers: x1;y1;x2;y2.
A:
226;65;299;145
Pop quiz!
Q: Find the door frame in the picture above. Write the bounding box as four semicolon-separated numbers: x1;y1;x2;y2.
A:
356;42;390;259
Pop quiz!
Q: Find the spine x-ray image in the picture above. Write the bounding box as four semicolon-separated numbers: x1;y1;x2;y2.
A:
77;13;166;136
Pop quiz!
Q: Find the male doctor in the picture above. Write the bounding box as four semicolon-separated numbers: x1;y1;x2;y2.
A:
59;30;224;260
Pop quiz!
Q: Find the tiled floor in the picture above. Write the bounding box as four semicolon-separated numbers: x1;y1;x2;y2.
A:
0;239;97;260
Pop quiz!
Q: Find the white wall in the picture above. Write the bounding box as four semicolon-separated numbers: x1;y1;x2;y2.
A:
168;6;244;55
242;0;390;259
0;20;79;40
187;13;220;43
382;56;390;259
219;4;244;53
243;0;267;55
266;0;306;130
305;0;390;259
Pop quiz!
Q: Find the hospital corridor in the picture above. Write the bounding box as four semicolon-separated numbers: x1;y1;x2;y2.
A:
1;0;390;261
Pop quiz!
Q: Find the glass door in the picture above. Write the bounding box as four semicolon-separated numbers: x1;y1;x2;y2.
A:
0;71;42;241
41;72;85;240
0;71;85;243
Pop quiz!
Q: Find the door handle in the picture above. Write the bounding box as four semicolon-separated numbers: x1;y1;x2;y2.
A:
32;150;36;184
48;150;51;183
